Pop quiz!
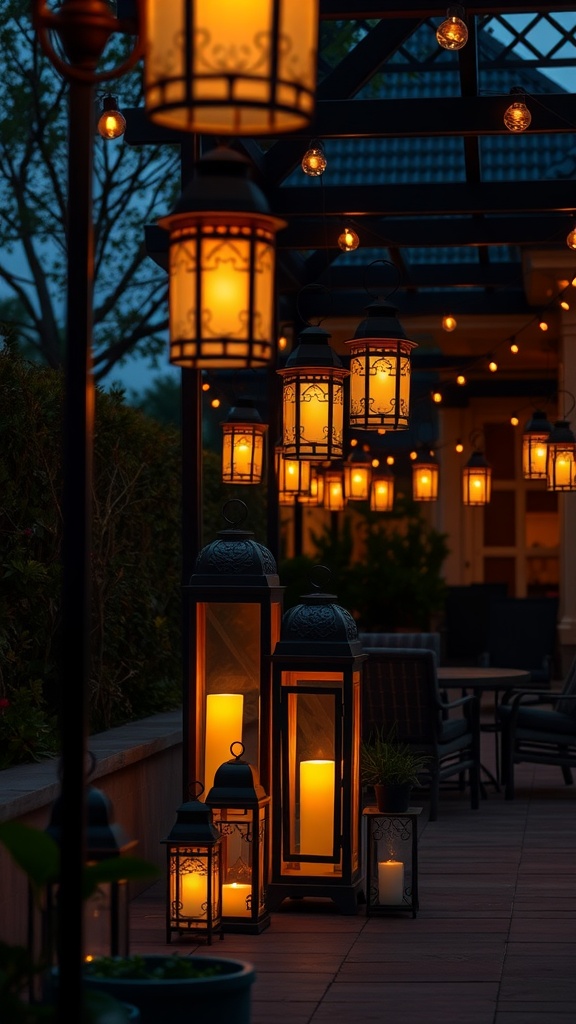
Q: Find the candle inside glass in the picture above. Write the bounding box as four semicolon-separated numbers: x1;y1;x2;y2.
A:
377;859;404;904
222;882;251;917
299;759;335;872
204;693;244;793
180;870;207;917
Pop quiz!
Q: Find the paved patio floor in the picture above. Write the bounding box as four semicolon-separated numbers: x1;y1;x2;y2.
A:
129;726;576;1024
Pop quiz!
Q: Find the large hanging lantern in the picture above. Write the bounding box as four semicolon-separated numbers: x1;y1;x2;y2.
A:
323;462;346;511
370;468;395;512
412;449;439;502
345;301;417;432
157;147;286;370
268;571;366;914
546;420;576;491
462;449;492;506
343;449;372;501
206;743;271;934
185;500;284;798
143;0;319;136
277;325;349;461
221;399;267;484
162;788;223;944
523;409;554;479
275;446;311;505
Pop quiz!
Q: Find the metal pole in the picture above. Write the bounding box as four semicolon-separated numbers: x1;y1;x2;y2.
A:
58;72;94;1016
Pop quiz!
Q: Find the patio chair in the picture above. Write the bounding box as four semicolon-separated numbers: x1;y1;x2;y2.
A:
362;648;481;821
358;631;442;663
498;656;576;800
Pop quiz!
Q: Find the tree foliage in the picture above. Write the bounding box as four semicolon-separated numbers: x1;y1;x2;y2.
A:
0;0;178;381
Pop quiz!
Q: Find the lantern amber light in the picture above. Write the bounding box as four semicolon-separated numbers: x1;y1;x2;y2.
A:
143;0;319;135
462;450;492;506
546;420;576;491
523;410;554;480
345;301;417;432
412;450;439;502
221;400;267;485
370;470;395;512
278;325;349;461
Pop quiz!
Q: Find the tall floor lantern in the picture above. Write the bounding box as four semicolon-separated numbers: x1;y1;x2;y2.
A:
268;570;366;914
184;501;284;799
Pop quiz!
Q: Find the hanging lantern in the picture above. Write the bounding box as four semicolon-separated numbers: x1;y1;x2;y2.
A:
268;569;366;914
143;0;319;136
275;446;311;505
162;787;223;944
297;463;325;506
323;462;346;511
185;500;284;798
370;469;395;512
157;147;286;370
277;325;349;461
44;784;138;961
221;399;267;485
343;449;372;501
522;409;554;480
412;449;439;502
546;420;576;491
206;743;271;934
462;450;492;506
345;301;417;432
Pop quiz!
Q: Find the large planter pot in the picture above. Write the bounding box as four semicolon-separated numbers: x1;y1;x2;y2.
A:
82;955;256;1024
374;782;412;813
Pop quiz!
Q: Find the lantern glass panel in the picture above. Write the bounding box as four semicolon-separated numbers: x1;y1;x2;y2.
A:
168;845;221;936
370;475;394;512
413;463;439;501
462;467;491;505
547;445;576;490
211;805;268;923
197;604;263;791
281;372;346;460
348;342;414;431
144;0;318;135
222;424;266;483
523;433;549;479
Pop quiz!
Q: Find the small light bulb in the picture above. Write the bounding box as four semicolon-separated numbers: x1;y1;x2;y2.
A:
97;95;126;140
510;341;519;353
202;381;211;392
503;93;532;133
455;441;464;453
432;391;443;404
539;320;549;332
488;359;498;372
567;228;576;251
572;276;576;287
371;458;380;468
510;414;519;427
386;455;395;466
456;374;466;386
442;314;457;332
436;6;468;50
560;300;570;311
211;398;221;408
409;450;417;461
301;144;327;177
278;334;288;351
338;227;360;252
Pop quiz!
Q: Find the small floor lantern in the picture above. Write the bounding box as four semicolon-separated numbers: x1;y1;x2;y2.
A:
268;569;366;914
143;0;319;136
523;409;554;479
162;786;223;944
158;147;286;370
277;325;349;461
206;743;271;934
412;448;439;502
345;300;417;432
221;399;267;485
462;449;492;506
546;420;576;491
363;807;422;918
185;500;284;799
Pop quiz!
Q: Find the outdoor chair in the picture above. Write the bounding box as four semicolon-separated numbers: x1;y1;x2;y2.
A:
358;631;442;663
362;648;481;821
498;655;576;800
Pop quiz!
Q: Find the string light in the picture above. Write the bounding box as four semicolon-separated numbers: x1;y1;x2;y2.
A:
211;398;221;409
442;314;457;332
97;94;126;139
338;226;360;252
301;141;327;177
539;320;549;332
432;391;443;404
386;455;395;466
436;6;468;50
488;357;498;373
455;441;464;453
510;339;519;354
560;299;570;311
202;380;211;392
503;88;532;132
567;223;576;251
510;413;519;427
456;374;467;386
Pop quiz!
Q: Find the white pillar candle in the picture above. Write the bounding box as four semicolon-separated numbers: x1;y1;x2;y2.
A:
377;859;405;904
299;759;335;856
222;882;251;917
180;870;207;917
204;693;244;793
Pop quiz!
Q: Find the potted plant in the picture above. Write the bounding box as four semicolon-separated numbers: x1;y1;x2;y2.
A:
360;726;431;812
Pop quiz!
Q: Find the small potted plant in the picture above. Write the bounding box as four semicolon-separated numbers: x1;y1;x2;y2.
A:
360;725;431;812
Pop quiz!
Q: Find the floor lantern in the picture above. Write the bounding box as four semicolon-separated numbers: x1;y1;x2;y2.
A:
277;325;349;461
523;409;554;479
345;300;417;432
185;500;284;799
221;399;267;484
462;448;492;506
268;570;367;914
162;786;223;944
206;743;271;934
412;448;439;502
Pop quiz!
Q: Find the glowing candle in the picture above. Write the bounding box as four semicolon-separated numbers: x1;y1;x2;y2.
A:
180;870;207;917
378;860;405;904
222;882;251;917
299;759;335;856
204;693;244;793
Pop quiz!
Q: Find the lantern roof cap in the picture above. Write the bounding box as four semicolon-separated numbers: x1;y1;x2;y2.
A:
222;397;264;425
548;419;576;444
273;566;365;659
349;300;416;346
162;788;221;845
47;782;136;859
189;500;280;587
280;324;347;371
524;409;554;433
206;743;268;807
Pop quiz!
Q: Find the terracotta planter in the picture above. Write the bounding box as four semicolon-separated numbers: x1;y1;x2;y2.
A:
374;782;412;813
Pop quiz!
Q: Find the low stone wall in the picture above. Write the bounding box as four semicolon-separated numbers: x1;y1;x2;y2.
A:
0;709;183;946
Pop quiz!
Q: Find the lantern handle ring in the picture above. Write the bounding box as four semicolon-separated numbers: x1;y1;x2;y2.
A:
469;428;485;451
364;259;402;303
296;283;333;327
230;740;245;760
190;780;205;800
222;498;248;527
309;564;333;592
558;389;576;419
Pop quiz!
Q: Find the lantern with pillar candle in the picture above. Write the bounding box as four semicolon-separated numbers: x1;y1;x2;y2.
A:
268;568;367;914
162;785;223;944
206;743;270;934
185;500;283;799
363;807;421;918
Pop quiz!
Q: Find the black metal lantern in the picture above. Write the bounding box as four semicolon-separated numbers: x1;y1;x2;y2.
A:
221;399;268;485
206;743;271;934
522;409;554;480
268;569;367;914
343;448;373;501
44;784;138;960
546;420;576;491
412;448;439;502
162;786;223;944
185;500;284;799
345;301;417;432
462;449;492;506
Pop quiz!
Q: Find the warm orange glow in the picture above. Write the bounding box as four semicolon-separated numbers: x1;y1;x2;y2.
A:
343;460;371;500
278;334;288;351
488;359;497;372
202;381;211;391
300;760;335;856
456;374;466;386
462;453;492;506
347;337;416;431
204;694;244;794
386;455;395;465
144;0;319;135
279;369;348;460
302;144;327;176
546;422;576;491
455;441;464;453
276;448;311;504
211;398;221;408
436;7;468;50
370;473;394;512
222;421;267;484
222;883;251;917
504;99;532;132
432;391;442;404
413;454;439;502
539;320;549;331
442;314;457;331
560;300;570;311
338;227;360;251
97;106;126;139
510;341;519;353
567;228;576;251
323;466;346;510
510;415;519;427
